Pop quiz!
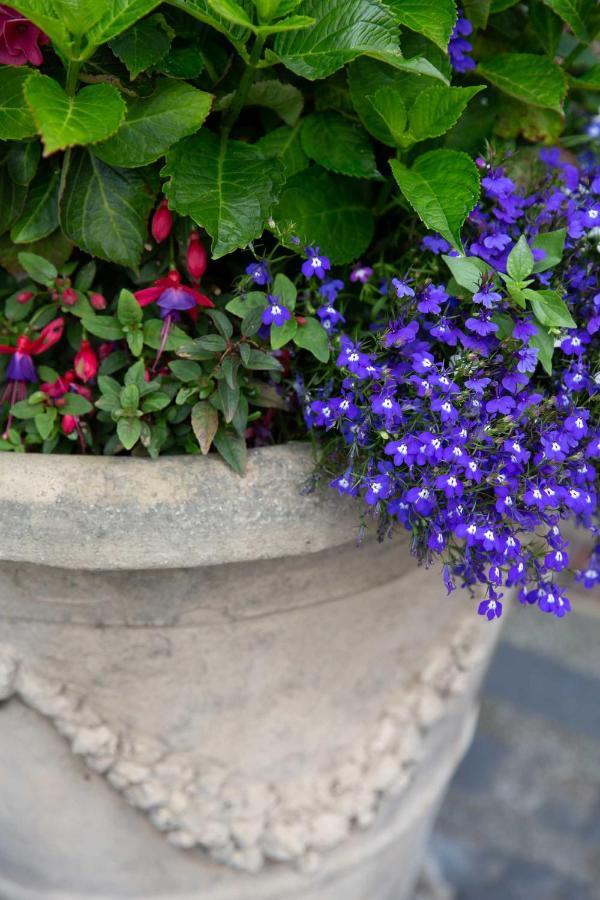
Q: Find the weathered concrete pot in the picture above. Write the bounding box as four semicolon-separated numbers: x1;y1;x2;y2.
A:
0;444;501;900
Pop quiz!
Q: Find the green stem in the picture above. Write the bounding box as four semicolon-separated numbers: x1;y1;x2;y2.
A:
65;60;82;96
562;42;584;69
222;34;266;136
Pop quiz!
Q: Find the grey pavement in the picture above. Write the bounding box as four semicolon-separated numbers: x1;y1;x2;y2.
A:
424;587;600;900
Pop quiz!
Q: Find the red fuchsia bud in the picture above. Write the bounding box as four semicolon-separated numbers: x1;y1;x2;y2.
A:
186;232;208;280
16;290;34;304
61;415;77;436
98;342;113;361
61;287;78;307
151;200;173;243
89;292;107;311
74;384;93;401
74;340;98;383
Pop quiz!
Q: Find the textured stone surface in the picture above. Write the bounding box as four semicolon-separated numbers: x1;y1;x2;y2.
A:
0;446;502;899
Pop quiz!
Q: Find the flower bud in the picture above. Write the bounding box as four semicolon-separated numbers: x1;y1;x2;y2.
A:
89;292;107;311
74;340;98;383
61;287;78;306
16;290;34;304
61;415;77;436
151;200;173;243
98;342;113;360
187;231;208;279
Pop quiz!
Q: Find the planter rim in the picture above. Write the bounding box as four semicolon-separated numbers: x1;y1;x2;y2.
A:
0;443;359;571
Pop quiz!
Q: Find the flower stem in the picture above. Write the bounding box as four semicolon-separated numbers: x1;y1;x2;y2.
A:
221;34;266;136
65;60;82;96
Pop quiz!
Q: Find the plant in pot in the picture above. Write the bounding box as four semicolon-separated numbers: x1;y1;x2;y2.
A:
0;1;598;898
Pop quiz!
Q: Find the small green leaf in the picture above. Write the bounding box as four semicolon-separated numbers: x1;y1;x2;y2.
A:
524;288;577;329
531;228;566;273
207;0;254;27
293;316;329;361
11;168;60;244
226;291;268;318
213;426;247;474
366;87;408;146
271;315;298;349
206;308;234;339
390;149;479;253
506;235;534;281
478;53;567;112
241;348;283;371
442;254;492;292
141;391;171;412
256;124;308;178
219;79;303;126
0;67;38;140
169;359;203;381
117;417;142;450
120;382;140;411
117;288;143;327
9;399;42;419
462;0;491;28
529;322;554;375
256;14;315;33
82;314;124;340
385;0;457;50
190;334;228;352
24;76;126;156
273;273;297;310
221;355;240;389
98;375;121;398
127;331;144;357
35;408;56;440
124;360;147;389
300;111;380;178
408;85;485;143
62;393;94;415
241;305;265;337
109;14;172;79
218;378;240;423
191;400;219;453
16;251;57;283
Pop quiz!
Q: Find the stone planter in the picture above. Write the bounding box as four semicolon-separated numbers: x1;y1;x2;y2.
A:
0;444;501;900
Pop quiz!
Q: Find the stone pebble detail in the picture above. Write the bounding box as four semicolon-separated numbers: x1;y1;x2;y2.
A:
0;622;486;873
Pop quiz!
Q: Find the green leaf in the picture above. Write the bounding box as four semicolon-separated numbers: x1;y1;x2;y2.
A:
124;359;147;389
385;0;457;50
0;165;27;235
218;378;240;423
206;308;234;339
127;330;144;357
242;348;283;370
24;76;126;156
226;291;268;317
273;166;374;264
206;0;254;27
0;67;38;140
524;288;577;328
109;14;171;79
61;149;153;267
300;112;380;178
117;416;142;450
273;0;403;80
529;3;563;56
442;254;492;292
461;0;491;28
94;80;213;168
35;408;56;440
478;53;567;112
10;168;60;244
241;305;265;336
120;382;140;410
169;359;203;381
531;228;566;273
191;400;219;453
569;63;600;91
529;322;554;375
256;14;315;33
256;124;308;177
293;316;329;361
17;251;57;283
117;288;143;326
7;140;41;186
162;131;284;258
506;235;534;281
366;87;408;146
213;426;247;474
143;318;189;350
165;0;250;46
190;334;228;353
81;313;124;339
219;79;303;126
273;273;297;309
390;149;479;253
408;85;485;142
541;0;590;40
86;1;164;48
62;392;94;415
10;399;42;419
270;315;298;349
159;44;205;79
141;391;171;412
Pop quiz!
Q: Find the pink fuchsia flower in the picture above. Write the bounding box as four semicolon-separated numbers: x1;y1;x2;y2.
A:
74;340;98;383
0;5;49;66
151;200;173;244
187;231;208;280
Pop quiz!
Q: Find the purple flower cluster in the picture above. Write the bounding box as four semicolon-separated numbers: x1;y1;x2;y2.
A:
306;150;600;621
448;11;475;74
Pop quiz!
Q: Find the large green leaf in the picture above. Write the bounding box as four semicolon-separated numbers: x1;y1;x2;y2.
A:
218;80;303;126
0;68;38;141
524;288;577;329
273;166;374;264
462;0;491;28
87;0;163;48
273;0;402;79
367;87;408;146
94;80;212;168
10;167;60;243
0;166;27;235
541;0;592;40
60;149;153;266
167;0;251;48
385;0;457;50
478;53;567;112
408;84;485;142
24;76;126;156
162;130;284;258
390;149;479;252
109;14;172;79
255;124;308;176
300;112;380;178
6;140;41;185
